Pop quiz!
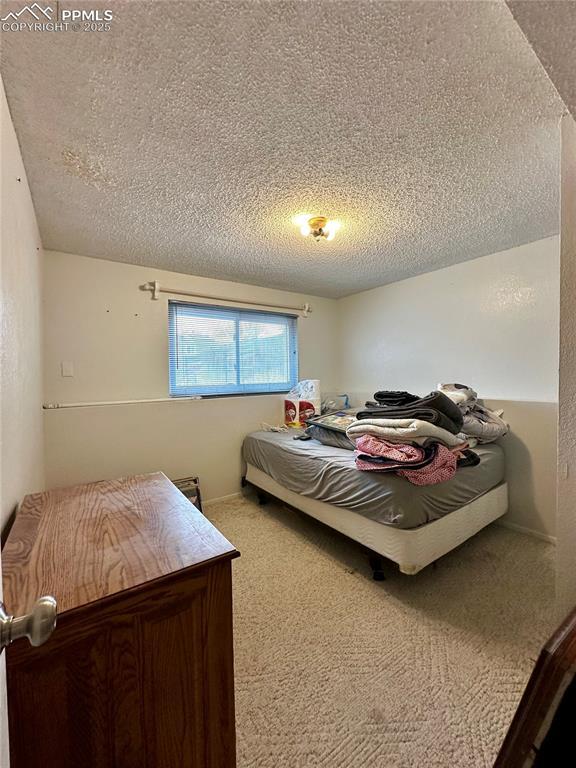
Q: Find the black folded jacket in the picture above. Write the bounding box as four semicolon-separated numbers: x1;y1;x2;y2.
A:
372;390;421;407
357;391;464;435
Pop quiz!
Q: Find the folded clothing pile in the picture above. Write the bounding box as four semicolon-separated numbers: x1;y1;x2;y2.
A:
438;383;509;443
358;390;464;435
346;389;481;485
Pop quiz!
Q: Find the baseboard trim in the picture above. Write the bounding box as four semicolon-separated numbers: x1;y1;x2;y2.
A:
203;492;242;508
497;519;556;545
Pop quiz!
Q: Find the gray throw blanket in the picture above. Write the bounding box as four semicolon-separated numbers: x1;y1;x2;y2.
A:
438;383;509;443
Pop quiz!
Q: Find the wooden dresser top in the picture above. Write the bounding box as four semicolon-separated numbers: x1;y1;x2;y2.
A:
2;472;239;617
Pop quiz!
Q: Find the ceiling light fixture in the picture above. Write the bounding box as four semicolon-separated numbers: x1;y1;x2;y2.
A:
293;214;341;242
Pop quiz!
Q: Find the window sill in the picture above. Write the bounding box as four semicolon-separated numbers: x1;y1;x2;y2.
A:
169;391;292;400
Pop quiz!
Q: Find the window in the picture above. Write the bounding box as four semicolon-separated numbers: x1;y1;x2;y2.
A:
168;302;298;397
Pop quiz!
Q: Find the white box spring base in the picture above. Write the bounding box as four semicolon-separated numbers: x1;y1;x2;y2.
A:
245;463;509;575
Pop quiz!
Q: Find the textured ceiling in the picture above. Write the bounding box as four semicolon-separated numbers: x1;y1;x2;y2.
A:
507;0;576;120
0;0;565;297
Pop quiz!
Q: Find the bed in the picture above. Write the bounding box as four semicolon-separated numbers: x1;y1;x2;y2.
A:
242;430;508;576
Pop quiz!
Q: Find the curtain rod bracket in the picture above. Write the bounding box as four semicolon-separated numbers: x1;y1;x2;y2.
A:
140;280;161;300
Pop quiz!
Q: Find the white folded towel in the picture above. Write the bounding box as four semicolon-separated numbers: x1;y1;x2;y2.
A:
346;418;464;447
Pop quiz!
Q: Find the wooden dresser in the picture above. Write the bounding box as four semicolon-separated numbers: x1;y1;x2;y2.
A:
2;472;239;768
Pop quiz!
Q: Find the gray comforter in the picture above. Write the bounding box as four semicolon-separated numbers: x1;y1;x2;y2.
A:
242;430;505;529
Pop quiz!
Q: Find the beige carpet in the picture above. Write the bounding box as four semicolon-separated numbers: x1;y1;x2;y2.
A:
206;493;555;768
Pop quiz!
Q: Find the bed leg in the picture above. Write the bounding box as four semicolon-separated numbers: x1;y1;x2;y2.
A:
241;476;247;488
257;490;269;506
368;553;386;581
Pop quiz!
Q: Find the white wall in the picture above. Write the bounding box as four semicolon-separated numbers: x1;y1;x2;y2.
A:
43;238;560;540
43;251;339;497
557;114;576;618
337;237;560;538
0;81;45;528
1;77;45;768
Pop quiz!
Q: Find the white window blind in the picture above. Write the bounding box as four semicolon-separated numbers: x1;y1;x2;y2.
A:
168;302;298;396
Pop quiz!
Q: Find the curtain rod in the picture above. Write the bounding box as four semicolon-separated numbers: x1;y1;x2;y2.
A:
139;281;312;317
44;397;204;409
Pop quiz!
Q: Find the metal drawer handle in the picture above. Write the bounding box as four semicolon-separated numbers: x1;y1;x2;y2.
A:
0;596;57;652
